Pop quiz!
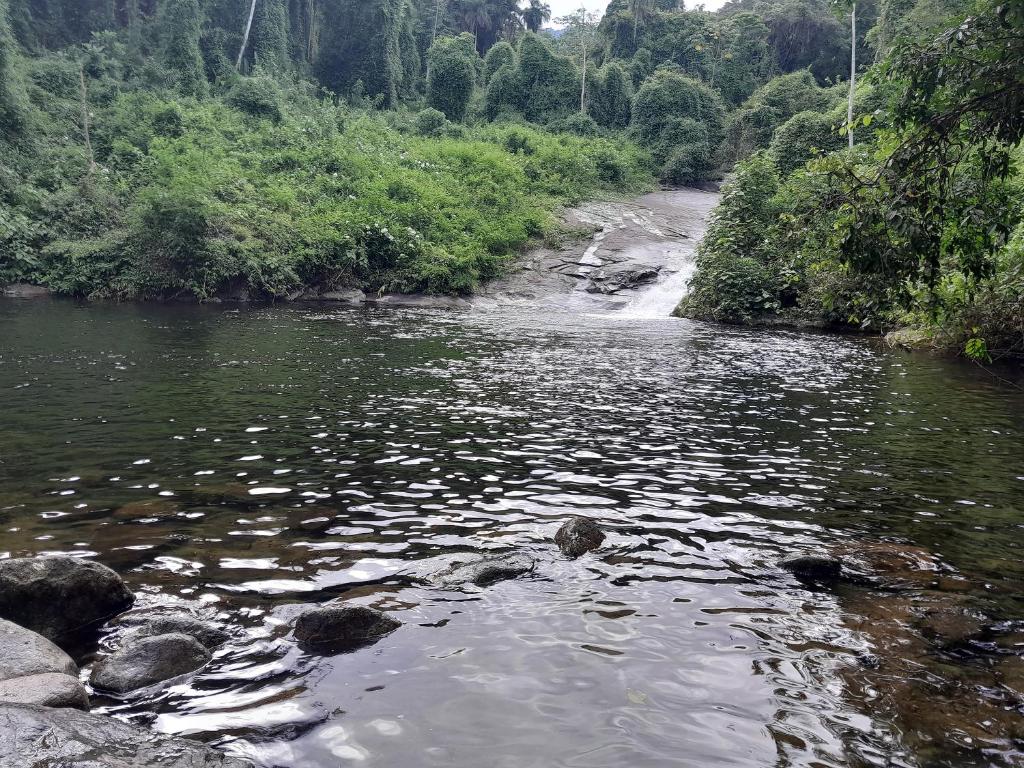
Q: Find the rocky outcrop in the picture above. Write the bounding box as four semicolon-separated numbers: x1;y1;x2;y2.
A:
0;703;251;767
432;553;535;587
294;605;400;652
780;555;843;581
91;633;211;694
555;517;605;558
585;266;662;294
0;556;134;644
0;672;89;710
118;614;229;650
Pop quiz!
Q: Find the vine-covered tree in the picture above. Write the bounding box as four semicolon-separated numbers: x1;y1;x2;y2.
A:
160;0;207;96
252;0;289;71
426;33;477;120
0;0;25;135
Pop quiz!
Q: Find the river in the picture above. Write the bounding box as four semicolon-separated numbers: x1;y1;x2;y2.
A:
1;194;1024;767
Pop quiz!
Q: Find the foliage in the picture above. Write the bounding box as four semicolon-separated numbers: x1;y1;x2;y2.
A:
226;75;283;122
414;106;448;136
483;40;515;82
158;0;206;98
590;62;632;129
769;109;843;174
427;34;477;122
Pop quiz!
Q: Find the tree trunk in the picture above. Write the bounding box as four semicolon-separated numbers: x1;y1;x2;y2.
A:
236;0;259;71
580;36;587;114
848;2;856;148
79;65;97;175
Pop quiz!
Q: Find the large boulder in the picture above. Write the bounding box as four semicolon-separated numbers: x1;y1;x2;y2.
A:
433;553;535;587
0;703;250;767
780;554;843;582
91;633;211;694
0;556;134;644
0;673;89;710
294;605;400;653
118;614;229;650
0;618;77;680
555;517;605;558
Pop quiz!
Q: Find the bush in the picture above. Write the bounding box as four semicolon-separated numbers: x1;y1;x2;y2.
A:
484;41;515;83
769;110;842;174
549;112;599;137
227;76;283;121
414;107;448;137
426;34;477;122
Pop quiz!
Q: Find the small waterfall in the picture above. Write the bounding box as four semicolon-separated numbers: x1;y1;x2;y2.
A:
619;245;699;319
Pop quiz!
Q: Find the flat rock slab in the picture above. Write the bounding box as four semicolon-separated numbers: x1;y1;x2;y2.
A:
91;633;211;694
295;605;400;653
433;553;536;587
0;703;251;767
0;618;77;681
0;672;89;709
0;556;134;644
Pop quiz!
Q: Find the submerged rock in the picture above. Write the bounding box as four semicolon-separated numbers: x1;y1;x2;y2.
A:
120;614;229;650
0;703;251;767
433;553;536;587
780;555;843;581
91;633;212;694
0;672;89;710
555;517;605;558
0;618;77;681
294;605;400;652
0;556;134;644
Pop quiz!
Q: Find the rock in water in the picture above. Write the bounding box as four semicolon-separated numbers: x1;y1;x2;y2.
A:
780;555;843;581
0;556;134;644
120;614;229;650
91;633;212;694
0;703;251;767
0;618;78;681
555;517;605;558
294;606;400;652
0;673;89;710
433;553;535;587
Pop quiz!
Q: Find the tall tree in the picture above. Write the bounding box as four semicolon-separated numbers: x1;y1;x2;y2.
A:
160;0;207;96
520;0;551;32
252;0;289;70
0;0;25;135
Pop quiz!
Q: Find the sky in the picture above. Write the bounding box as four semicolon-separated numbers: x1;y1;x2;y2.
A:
545;0;728;23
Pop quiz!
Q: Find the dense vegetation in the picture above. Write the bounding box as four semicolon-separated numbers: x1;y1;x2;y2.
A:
679;0;1024;361
1;0;1019;356
2;0;873;300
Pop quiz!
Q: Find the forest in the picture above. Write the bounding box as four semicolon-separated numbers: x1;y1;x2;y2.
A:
0;0;1021;356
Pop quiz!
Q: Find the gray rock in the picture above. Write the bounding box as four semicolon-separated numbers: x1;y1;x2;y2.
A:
781;555;843;581
1;283;50;298
0;556;134;644
321;289;366;303
294;605;400;652
555;517;606;558
0;673;89;710
120;614;229;650
0;618;77;681
433;553;535;587
91;633;211;693
0;703;251;767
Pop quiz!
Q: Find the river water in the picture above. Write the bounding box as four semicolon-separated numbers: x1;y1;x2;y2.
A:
1;296;1024;767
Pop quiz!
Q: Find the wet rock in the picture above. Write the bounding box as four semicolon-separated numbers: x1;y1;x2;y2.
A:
0;673;89;710
839;541;941;591
780;554;843;581
555;517;605;558
2;283;50;298
586;266;662;294
0;618;77;681
91;633;211;693
0;703;251;767
120;614;229;650
0;556;134;644
298;516;333;533
914;606;986;647
433;553;536;587
321;289;366;303
294;605;400;652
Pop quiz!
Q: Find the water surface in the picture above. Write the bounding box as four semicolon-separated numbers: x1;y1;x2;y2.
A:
1;298;1023;767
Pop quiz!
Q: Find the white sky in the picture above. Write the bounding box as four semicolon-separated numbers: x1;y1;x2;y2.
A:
546;0;728;21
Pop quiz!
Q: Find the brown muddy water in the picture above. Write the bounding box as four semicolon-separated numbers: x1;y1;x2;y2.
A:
1;297;1023;768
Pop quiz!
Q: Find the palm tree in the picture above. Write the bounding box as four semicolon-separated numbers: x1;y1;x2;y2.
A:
520;0;551;33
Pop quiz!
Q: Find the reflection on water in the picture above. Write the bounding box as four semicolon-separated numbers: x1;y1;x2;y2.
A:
1;299;1023;767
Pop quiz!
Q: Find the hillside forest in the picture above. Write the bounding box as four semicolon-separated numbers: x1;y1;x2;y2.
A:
0;0;1022;358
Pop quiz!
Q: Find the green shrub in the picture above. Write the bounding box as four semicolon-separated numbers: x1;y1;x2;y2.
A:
426;34;477;122
591;62;632;130
414;107;448;137
484;41;516;83
549;112;600;137
227;76;283;121
769;110;842;174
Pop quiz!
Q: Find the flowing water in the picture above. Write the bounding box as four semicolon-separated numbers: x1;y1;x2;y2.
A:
1;296;1024;768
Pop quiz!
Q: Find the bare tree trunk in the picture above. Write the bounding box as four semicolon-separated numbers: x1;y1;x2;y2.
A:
236;0;259;71
79;65;97;174
427;0;445;81
848;2;856;148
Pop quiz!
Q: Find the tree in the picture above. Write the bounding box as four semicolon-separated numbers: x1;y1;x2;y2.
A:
556;6;600;114
628;0;655;44
484;39;515;81
160;0;207;97
253;0;289;72
0;0;25;136
520;0;551;32
591;62;632;128
426;33;477;121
